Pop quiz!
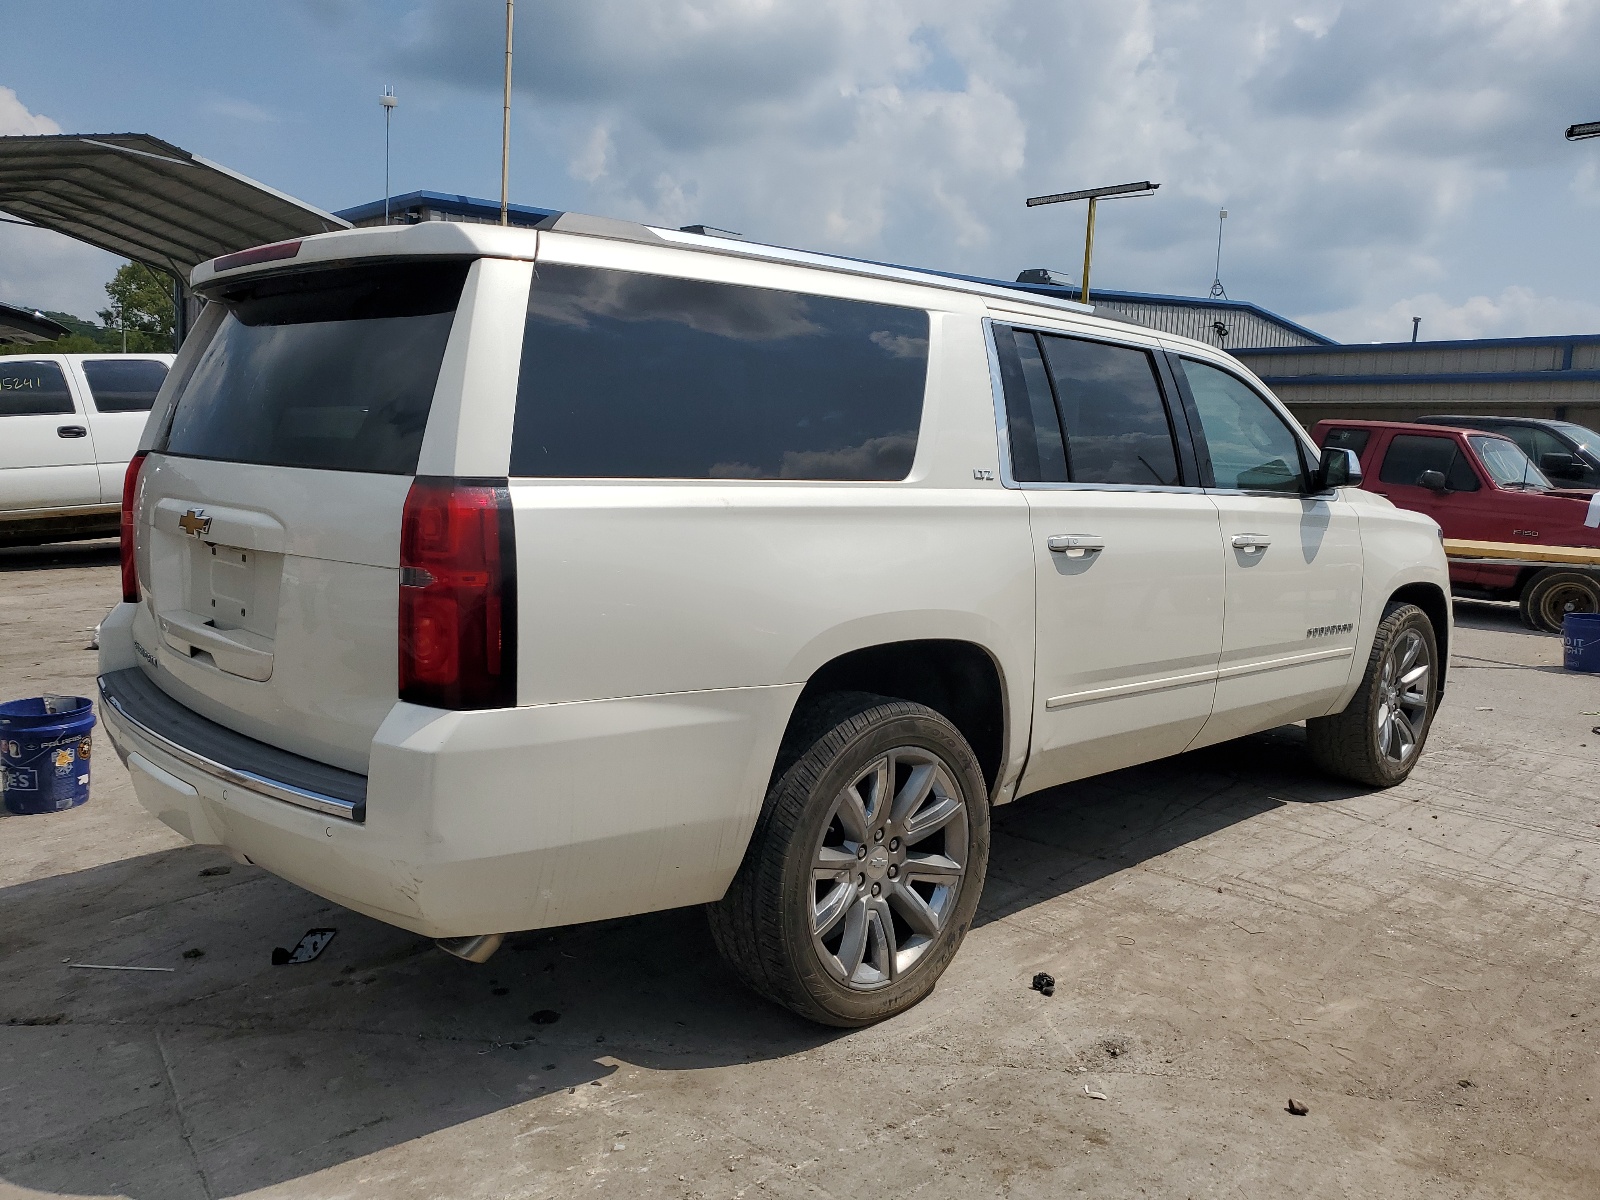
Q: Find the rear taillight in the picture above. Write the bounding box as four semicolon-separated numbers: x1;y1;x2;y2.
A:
398;477;518;710
120;451;148;603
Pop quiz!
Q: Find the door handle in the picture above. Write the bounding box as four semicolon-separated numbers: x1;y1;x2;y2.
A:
56;425;88;439
1048;534;1105;557
1231;533;1271;553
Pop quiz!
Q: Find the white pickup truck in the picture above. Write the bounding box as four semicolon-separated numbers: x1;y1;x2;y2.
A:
96;217;1450;1025
0;352;173;546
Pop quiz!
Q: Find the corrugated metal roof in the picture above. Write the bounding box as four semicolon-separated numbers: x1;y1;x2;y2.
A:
0;133;350;278
0;300;69;345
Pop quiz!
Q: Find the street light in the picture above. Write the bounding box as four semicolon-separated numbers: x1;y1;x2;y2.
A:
380;86;397;225
1566;120;1600;141
1025;180;1159;304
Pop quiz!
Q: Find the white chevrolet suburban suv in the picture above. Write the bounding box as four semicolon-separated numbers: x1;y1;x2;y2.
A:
97;216;1450;1026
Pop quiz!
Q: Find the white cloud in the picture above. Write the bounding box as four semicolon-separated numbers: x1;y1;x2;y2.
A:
0;87;120;320
205;96;279;124
1311;286;1600;344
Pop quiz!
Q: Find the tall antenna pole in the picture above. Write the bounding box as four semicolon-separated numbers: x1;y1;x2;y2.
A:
1209;208;1228;299
500;0;514;226
380;86;397;225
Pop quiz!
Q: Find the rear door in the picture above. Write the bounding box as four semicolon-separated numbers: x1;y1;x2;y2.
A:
72;355;172;503
992;323;1225;791
0;356;102;513
129;258;476;772
1174;356;1365;746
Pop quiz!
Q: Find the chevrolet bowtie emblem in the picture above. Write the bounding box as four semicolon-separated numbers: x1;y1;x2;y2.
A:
178;510;212;538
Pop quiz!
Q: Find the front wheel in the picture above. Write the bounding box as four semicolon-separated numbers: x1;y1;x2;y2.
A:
708;692;990;1027
1519;568;1600;634
1307;602;1438;788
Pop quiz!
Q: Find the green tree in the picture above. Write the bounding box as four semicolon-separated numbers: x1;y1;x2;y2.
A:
97;262;175;352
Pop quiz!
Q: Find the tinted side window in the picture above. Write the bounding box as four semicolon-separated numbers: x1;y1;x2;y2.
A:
1181;359;1306;492
1322;427;1370;456
82;359;170;413
0;361;73;417
994;327;1067;482
1038;335;1180;486
164;260;468;474
510;265;928;480
1378;434;1480;491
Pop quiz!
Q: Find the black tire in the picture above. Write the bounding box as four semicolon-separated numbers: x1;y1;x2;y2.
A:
708;691;990;1027
1307;602;1438;788
1518;569;1600;634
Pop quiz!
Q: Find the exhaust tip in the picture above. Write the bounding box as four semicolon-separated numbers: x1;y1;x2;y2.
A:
435;933;506;964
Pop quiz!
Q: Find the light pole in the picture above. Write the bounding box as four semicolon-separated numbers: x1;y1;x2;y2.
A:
1566;120;1600;141
1025;181;1159;305
501;0;514;226
380;86;397;225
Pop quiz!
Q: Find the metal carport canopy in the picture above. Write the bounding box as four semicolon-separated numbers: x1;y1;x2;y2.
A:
0;133;349;279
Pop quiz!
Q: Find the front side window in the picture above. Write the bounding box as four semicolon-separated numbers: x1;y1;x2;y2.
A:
1040;335;1181;486
1181;359;1307;492
1469;435;1550;488
164;260;469;474
1378;434;1480;492
510;265;928;480
82;358;170;413
0;360;73;417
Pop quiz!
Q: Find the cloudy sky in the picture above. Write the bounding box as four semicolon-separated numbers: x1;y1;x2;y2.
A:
4;0;1600;343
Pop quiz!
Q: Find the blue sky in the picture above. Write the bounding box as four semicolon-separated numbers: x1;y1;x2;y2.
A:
4;0;1600;344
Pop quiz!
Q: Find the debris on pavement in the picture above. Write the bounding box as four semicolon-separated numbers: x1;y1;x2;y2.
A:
1083;1086;1108;1100
67;963;175;973
7;1014;65;1026
1287;1098;1310;1116
530;1009;561;1024
1031;971;1056;996
270;928;336;965
198;865;231;877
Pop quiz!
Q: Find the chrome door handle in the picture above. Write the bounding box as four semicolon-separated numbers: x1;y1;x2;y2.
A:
56;425;88;439
1048;534;1105;556
1231;533;1271;552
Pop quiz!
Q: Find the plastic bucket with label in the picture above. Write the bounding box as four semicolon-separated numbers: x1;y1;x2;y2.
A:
0;695;96;815
1564;613;1600;674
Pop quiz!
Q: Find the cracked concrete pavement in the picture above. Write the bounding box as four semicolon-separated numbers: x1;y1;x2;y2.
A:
2;540;1598;1198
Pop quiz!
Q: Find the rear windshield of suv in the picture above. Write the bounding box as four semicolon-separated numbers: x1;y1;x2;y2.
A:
162;260;470;474
510;264;928;480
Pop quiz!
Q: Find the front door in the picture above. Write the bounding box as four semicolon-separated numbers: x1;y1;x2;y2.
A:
990;322;1226;794
0;358;101;514
1173;356;1366;747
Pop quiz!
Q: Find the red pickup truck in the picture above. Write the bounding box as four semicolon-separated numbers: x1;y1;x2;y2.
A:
1311;419;1600;632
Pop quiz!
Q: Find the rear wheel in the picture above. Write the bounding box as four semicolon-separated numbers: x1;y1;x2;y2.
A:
708;692;989;1026
1518;569;1600;634
1307;602;1437;788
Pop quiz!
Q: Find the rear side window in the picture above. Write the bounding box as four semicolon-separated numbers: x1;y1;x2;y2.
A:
510;265;927;480
994;327;1067;482
1181;359;1307;492
82;358;169;413
1379;434;1480;491
1041;335;1181;486
1322;427;1370;456
0;360;73;416
162;260;470;474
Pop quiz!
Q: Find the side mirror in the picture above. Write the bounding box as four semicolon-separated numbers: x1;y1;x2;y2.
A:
1540;451;1586;481
1416;469;1449;492
1316;445;1363;489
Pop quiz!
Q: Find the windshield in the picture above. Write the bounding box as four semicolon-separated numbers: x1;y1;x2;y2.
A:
1550;421;1600;459
1469;434;1552;489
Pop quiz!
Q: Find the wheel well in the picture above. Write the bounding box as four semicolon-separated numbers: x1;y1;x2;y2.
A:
1388;582;1450;695
791;640;1006;793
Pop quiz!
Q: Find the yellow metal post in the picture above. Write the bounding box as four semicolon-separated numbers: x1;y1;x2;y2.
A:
1080;196;1097;305
500;0;514;226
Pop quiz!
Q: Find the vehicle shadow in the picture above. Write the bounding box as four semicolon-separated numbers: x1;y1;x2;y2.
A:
0;539;121;572
0;723;1361;1199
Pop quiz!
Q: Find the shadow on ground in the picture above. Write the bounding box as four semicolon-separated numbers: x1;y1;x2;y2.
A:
0;723;1366;1198
0;539;121;572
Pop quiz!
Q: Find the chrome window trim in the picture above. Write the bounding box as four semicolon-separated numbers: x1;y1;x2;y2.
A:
981;317;1209;497
99;679;363;822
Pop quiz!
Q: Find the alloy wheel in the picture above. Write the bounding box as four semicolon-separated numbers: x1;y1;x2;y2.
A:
1374;628;1431;765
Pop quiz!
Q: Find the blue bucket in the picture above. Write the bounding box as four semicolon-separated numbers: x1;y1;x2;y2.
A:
0;695;97;815
1565;613;1600;674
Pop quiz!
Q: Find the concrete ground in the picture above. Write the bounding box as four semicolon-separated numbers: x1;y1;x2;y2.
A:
2;540;1598;1200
